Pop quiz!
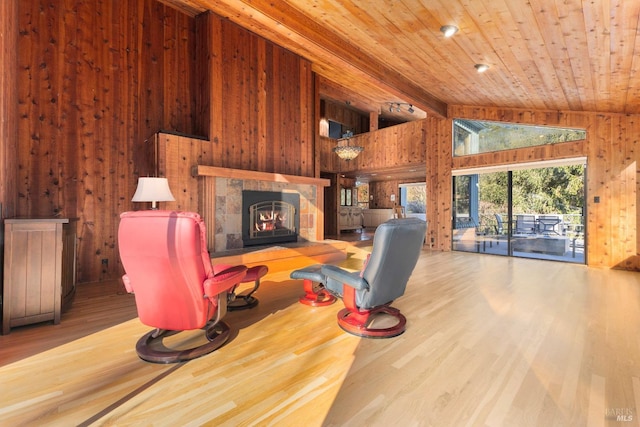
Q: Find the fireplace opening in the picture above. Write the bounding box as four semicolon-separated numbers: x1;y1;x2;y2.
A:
242;191;300;246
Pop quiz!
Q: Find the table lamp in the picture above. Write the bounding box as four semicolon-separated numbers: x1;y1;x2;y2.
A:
131;177;175;209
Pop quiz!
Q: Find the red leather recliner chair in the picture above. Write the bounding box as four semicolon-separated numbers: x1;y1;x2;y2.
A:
119;211;247;363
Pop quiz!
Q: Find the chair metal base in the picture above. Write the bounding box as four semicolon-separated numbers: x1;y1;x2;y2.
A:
227;265;268;311
290;265;336;306
227;295;259;311
299;279;337;306
337;305;406;338
135;321;231;364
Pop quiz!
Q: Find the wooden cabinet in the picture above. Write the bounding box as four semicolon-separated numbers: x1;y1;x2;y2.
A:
2;218;77;334
339;207;363;231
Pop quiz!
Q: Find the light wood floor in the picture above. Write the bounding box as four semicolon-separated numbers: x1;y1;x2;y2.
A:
1;249;639;426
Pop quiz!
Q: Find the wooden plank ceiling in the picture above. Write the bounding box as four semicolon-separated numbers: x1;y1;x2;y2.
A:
160;0;640;122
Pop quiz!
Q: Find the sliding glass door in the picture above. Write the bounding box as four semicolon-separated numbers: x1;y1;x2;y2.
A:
452;163;586;264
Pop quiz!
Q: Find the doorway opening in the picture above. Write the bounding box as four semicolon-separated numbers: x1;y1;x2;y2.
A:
399;183;426;221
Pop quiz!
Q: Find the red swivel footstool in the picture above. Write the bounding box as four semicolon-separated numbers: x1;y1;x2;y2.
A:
290;264;337;306
223;264;269;311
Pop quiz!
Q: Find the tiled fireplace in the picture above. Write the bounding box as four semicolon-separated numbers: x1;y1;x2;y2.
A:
195;166;330;253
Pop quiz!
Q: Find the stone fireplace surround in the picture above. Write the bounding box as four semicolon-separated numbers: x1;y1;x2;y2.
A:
194;166;330;253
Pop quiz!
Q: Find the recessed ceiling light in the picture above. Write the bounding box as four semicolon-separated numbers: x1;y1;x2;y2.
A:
475;63;490;73
440;25;459;38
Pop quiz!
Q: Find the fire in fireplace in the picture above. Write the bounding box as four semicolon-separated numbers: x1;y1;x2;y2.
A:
242;190;300;246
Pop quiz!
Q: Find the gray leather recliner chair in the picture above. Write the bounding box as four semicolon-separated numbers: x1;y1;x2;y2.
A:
293;218;426;338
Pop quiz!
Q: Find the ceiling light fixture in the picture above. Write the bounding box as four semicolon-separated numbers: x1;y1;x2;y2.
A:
475;63;490;73
333;130;363;161
440;25;459;38
385;102;416;114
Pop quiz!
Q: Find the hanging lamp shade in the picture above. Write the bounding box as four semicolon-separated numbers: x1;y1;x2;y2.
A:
333;131;363;161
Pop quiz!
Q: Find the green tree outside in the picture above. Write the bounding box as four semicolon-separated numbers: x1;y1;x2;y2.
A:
476;165;584;230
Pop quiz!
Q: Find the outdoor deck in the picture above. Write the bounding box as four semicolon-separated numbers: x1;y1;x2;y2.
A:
454;233;585;263
453;213;585;263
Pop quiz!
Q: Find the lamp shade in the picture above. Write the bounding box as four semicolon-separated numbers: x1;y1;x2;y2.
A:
333;144;364;160
132;177;175;209
333;130;363;161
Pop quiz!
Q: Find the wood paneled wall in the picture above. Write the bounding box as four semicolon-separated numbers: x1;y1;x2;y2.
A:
368;179;426;209
369;181;401;209
425;114;452;251
155;132;211;213
427;105;640;270
320;119;426;173
196;12;316;177
321;172;339;236
6;1;318;283
0;0;18;221
13;0;198;283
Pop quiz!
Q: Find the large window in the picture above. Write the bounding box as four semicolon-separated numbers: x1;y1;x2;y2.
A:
340;188;353;206
328;120;345;139
452;161;586;264
453;119;586;156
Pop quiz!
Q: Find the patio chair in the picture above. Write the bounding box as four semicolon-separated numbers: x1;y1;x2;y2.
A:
514;214;536;235
494;213;505;235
